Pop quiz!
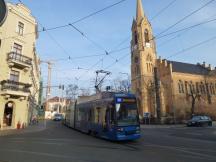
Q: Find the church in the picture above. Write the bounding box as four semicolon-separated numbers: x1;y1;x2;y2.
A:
131;0;216;123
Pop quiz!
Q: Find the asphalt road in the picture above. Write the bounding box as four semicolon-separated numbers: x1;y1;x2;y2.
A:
0;121;216;162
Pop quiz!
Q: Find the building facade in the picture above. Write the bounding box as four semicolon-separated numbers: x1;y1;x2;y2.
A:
0;3;40;129
44;97;71;119
131;0;216;123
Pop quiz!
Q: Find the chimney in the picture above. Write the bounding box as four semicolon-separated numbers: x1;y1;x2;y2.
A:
208;64;212;70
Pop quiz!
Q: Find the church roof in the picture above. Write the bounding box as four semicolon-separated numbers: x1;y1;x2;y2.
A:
168;61;211;75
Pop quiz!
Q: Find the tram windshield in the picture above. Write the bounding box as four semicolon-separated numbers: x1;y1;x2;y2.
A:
116;101;139;126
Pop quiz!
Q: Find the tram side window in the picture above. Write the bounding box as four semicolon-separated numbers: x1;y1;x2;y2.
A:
110;105;115;125
77;105;85;121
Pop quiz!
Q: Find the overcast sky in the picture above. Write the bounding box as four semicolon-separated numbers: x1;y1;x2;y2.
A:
6;0;216;96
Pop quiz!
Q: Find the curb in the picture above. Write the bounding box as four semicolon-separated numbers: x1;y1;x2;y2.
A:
0;121;46;137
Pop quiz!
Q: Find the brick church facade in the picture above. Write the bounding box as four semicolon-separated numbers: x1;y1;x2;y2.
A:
131;0;216;123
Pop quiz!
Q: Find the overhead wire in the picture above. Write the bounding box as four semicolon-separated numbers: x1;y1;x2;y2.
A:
167;35;216;59
150;0;178;21
2;0;128;41
155;0;215;38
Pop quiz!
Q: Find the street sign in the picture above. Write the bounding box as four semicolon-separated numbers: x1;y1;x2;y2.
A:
0;0;7;26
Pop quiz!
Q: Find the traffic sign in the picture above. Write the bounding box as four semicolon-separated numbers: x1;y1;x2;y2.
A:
0;0;7;26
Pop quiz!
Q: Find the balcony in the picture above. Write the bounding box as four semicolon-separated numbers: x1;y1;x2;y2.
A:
0;80;32;98
7;52;32;69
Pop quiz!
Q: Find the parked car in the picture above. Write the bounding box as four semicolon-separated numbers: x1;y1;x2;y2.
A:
53;113;63;121
187;115;212;127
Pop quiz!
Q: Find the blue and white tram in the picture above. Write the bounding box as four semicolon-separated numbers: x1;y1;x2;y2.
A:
64;92;141;141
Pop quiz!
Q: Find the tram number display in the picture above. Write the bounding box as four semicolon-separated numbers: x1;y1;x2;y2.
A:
116;98;136;103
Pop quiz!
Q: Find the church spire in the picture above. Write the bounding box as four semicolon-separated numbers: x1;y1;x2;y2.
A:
136;0;144;23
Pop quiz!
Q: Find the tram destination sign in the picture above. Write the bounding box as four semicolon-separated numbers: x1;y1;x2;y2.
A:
116;98;136;103
0;0;7;26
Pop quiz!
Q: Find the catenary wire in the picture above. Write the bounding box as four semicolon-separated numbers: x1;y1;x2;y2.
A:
155;0;215;38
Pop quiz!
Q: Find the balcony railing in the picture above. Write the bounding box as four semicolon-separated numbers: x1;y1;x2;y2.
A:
8;52;32;66
1;80;31;93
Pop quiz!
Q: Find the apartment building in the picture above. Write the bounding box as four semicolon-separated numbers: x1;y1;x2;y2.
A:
0;3;41;129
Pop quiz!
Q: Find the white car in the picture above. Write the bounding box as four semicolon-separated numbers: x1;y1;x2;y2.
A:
53;114;63;121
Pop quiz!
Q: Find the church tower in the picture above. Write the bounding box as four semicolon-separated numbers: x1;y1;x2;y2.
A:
131;0;157;117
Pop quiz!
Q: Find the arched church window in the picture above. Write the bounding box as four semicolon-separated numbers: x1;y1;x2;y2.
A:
196;82;200;94
185;81;188;94
144;29;150;43
210;83;215;95
134;31;138;45
200;82;206;94
134;57;139;63
178;80;184;93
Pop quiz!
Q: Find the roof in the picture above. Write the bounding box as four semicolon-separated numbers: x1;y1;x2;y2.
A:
168;61;211;75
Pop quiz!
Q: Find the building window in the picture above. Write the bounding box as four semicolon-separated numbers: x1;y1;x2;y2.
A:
196;82;200;94
134;31;138;45
10;70;19;82
18;22;24;35
134;57;139;63
13;43;22;54
185;81;188;94
210;83;215;95
200;82;206;94
205;83;209;94
144;29;150;43
178;80;184;93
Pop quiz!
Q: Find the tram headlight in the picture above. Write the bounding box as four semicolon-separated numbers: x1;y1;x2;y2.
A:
136;130;140;134
136;127;140;130
117;128;124;132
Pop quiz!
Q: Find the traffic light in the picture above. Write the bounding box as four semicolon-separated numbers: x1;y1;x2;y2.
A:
59;85;64;90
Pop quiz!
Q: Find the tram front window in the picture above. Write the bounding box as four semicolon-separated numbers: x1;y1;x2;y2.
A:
116;103;138;126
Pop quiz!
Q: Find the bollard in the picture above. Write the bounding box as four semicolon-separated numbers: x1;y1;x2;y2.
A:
17;121;21;129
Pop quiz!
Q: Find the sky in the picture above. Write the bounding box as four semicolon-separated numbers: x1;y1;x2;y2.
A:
6;0;216;97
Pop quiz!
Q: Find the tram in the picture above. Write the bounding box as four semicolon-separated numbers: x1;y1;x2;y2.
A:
64;92;141;141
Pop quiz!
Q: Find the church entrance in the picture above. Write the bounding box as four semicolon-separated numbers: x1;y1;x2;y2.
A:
3;101;14;127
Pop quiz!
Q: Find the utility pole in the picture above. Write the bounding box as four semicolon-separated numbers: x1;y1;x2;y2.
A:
154;67;161;123
40;60;53;111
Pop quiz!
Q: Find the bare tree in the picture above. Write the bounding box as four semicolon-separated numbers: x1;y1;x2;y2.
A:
111;77;131;92
66;84;79;100
79;88;91;96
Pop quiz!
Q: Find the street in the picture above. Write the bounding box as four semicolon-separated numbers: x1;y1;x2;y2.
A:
0;121;216;162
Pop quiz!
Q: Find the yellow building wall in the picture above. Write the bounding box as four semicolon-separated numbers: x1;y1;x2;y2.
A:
0;3;40;129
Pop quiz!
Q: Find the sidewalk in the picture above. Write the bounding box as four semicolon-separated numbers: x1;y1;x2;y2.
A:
141;121;216;129
0;120;46;137
141;124;184;129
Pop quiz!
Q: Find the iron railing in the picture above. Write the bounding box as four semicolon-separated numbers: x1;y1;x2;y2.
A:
8;52;32;66
1;80;31;93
